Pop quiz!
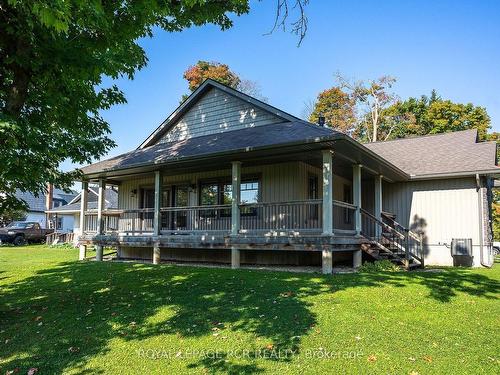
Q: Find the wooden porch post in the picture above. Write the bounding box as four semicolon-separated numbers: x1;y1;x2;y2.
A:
95;178;106;261
231;161;241;236
231;161;241;269
153;170;163;236
322;150;333;274
352;164;362;235
352;165;362;268
322;150;333;236
374;175;383;236
79;180;88;260
153;170;162;264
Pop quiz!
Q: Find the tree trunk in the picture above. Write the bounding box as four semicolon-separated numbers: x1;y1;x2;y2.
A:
3;38;31;117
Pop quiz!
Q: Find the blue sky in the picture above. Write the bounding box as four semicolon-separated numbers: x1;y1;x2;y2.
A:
63;0;500;174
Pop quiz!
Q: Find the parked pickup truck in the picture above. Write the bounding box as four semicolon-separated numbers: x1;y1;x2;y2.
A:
0;222;54;246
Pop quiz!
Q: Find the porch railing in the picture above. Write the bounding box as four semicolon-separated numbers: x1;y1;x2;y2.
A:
82;200;361;236
118;209;154;234
84;212;120;233
239;199;323;233
333;200;357;233
160;204;231;233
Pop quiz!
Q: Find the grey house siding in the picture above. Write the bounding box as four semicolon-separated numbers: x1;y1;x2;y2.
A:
382;177;489;266
157;87;285;144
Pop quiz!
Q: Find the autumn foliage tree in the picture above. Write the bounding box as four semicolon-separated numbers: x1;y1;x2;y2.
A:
182;60;266;102
308;87;356;134
184;61;241;92
381;91;491;140
310;74;492;143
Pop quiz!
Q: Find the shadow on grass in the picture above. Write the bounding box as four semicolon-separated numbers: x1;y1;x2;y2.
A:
0;260;498;374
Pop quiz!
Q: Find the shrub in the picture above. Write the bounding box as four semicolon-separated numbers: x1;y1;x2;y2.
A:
358;260;401;272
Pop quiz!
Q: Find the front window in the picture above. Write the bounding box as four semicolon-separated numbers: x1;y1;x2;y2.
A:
241;182;259;204
175;186;189;207
199;179;260;217
200;183;219;206
200;180;260;205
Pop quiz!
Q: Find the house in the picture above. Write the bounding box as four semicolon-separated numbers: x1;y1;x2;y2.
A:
77;79;498;272
11;188;77;229
45;187;118;245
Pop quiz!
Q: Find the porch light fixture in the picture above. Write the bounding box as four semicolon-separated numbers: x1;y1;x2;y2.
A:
130;189;137;198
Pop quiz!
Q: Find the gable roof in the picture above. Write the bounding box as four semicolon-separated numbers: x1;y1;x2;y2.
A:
15;188;77;213
138;79;304;149
364;129;499;178
46;187;118;214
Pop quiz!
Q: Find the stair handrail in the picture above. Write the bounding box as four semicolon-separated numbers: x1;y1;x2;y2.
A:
381;212;421;243
360;208;405;240
361;208;425;267
381;212;424;264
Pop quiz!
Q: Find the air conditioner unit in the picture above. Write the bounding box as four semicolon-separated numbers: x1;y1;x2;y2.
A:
451;238;472;256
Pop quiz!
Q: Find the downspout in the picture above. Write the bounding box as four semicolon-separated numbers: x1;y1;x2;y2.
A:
476;174;491;268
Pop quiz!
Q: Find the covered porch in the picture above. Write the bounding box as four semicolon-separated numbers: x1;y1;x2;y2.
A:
78;137;410;273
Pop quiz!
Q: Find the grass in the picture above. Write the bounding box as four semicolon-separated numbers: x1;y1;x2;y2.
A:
0;245;499;374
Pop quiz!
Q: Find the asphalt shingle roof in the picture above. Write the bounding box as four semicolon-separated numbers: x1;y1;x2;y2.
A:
364;129;498;177
81;121;339;175
15;188;77;212
46;188;118;213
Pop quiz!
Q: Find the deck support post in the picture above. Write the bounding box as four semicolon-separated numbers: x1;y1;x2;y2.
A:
353;164;362;235
322;150;334;236
95;245;103;261
96;178;106;261
231;246;240;269
153;170;163;237
79;245;87;261
353;249;362;269
231;161;241;236
153;244;161;265
374;175;383;236
322;247;333;274
79;180;88;260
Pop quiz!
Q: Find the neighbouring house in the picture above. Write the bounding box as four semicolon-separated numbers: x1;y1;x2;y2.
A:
45;187;118;245
11;188;77;229
77;79;498;271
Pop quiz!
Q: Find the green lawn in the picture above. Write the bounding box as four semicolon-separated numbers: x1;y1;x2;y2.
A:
1;246;499;374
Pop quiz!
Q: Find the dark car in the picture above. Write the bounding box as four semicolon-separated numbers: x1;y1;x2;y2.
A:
0;222;54;246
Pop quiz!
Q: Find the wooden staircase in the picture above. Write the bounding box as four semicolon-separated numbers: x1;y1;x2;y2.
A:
360;209;424;269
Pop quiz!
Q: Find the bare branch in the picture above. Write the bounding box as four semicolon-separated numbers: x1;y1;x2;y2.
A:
266;0;309;46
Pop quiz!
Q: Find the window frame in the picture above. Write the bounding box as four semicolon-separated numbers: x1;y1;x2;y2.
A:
198;175;261;217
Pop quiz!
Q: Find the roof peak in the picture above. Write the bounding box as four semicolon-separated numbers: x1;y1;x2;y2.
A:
138;79;306;149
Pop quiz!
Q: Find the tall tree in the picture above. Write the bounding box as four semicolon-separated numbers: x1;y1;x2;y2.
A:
308;87;356;134
0;0;307;214
381;91;491;140
338;74;398;142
